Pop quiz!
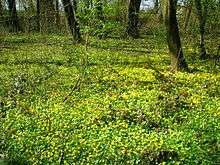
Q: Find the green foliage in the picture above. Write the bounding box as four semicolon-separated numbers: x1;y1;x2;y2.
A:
78;1;125;38
0;34;220;164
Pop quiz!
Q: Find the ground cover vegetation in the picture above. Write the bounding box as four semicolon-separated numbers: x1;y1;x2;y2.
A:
0;0;220;164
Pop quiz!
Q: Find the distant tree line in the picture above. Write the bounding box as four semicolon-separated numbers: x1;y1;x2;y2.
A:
0;0;219;71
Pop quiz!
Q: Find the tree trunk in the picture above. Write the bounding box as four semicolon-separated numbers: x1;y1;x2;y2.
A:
163;0;188;71
36;0;40;32
184;2;192;32
155;0;159;8
127;0;142;38
7;0;20;32
194;0;207;59
55;0;60;28
62;0;81;43
154;0;159;12
0;0;3;16
39;0;55;33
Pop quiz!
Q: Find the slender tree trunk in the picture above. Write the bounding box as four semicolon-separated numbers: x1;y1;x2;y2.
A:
184;2;192;32
158;2;163;22
55;0;60;28
163;0;188;71
155;0;159;8
36;0;40;32
39;0;55;33
39;0;47;33
7;0;20;32
0;0;3;16
127;0;142;38
194;0;207;59
62;0;81;43
154;0;159;12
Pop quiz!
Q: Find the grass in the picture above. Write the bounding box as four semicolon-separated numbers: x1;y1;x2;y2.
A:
0;33;220;164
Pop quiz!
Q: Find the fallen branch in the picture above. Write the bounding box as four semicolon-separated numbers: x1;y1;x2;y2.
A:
63;77;81;102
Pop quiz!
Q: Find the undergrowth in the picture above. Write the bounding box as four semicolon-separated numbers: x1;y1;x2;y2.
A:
0;34;220;164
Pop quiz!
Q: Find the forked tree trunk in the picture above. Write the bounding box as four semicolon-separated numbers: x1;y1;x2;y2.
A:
163;0;188;71
127;0;142;38
194;0;208;59
62;0;81;43
7;0;20;32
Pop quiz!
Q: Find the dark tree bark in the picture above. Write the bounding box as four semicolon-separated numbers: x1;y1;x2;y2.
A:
40;0;56;33
7;0;21;32
55;0;60;28
154;0;159;12
194;0;208;59
163;0;188;71
36;0;40;32
0;0;3;16
62;0;81;43
127;0;142;38
155;0;159;8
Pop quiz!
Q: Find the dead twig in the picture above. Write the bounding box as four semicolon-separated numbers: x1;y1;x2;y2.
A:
63;77;81;102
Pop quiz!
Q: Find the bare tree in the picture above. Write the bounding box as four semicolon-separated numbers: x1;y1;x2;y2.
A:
163;0;188;71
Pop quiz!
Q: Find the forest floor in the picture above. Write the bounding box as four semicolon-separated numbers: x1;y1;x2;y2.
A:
0;34;220;164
